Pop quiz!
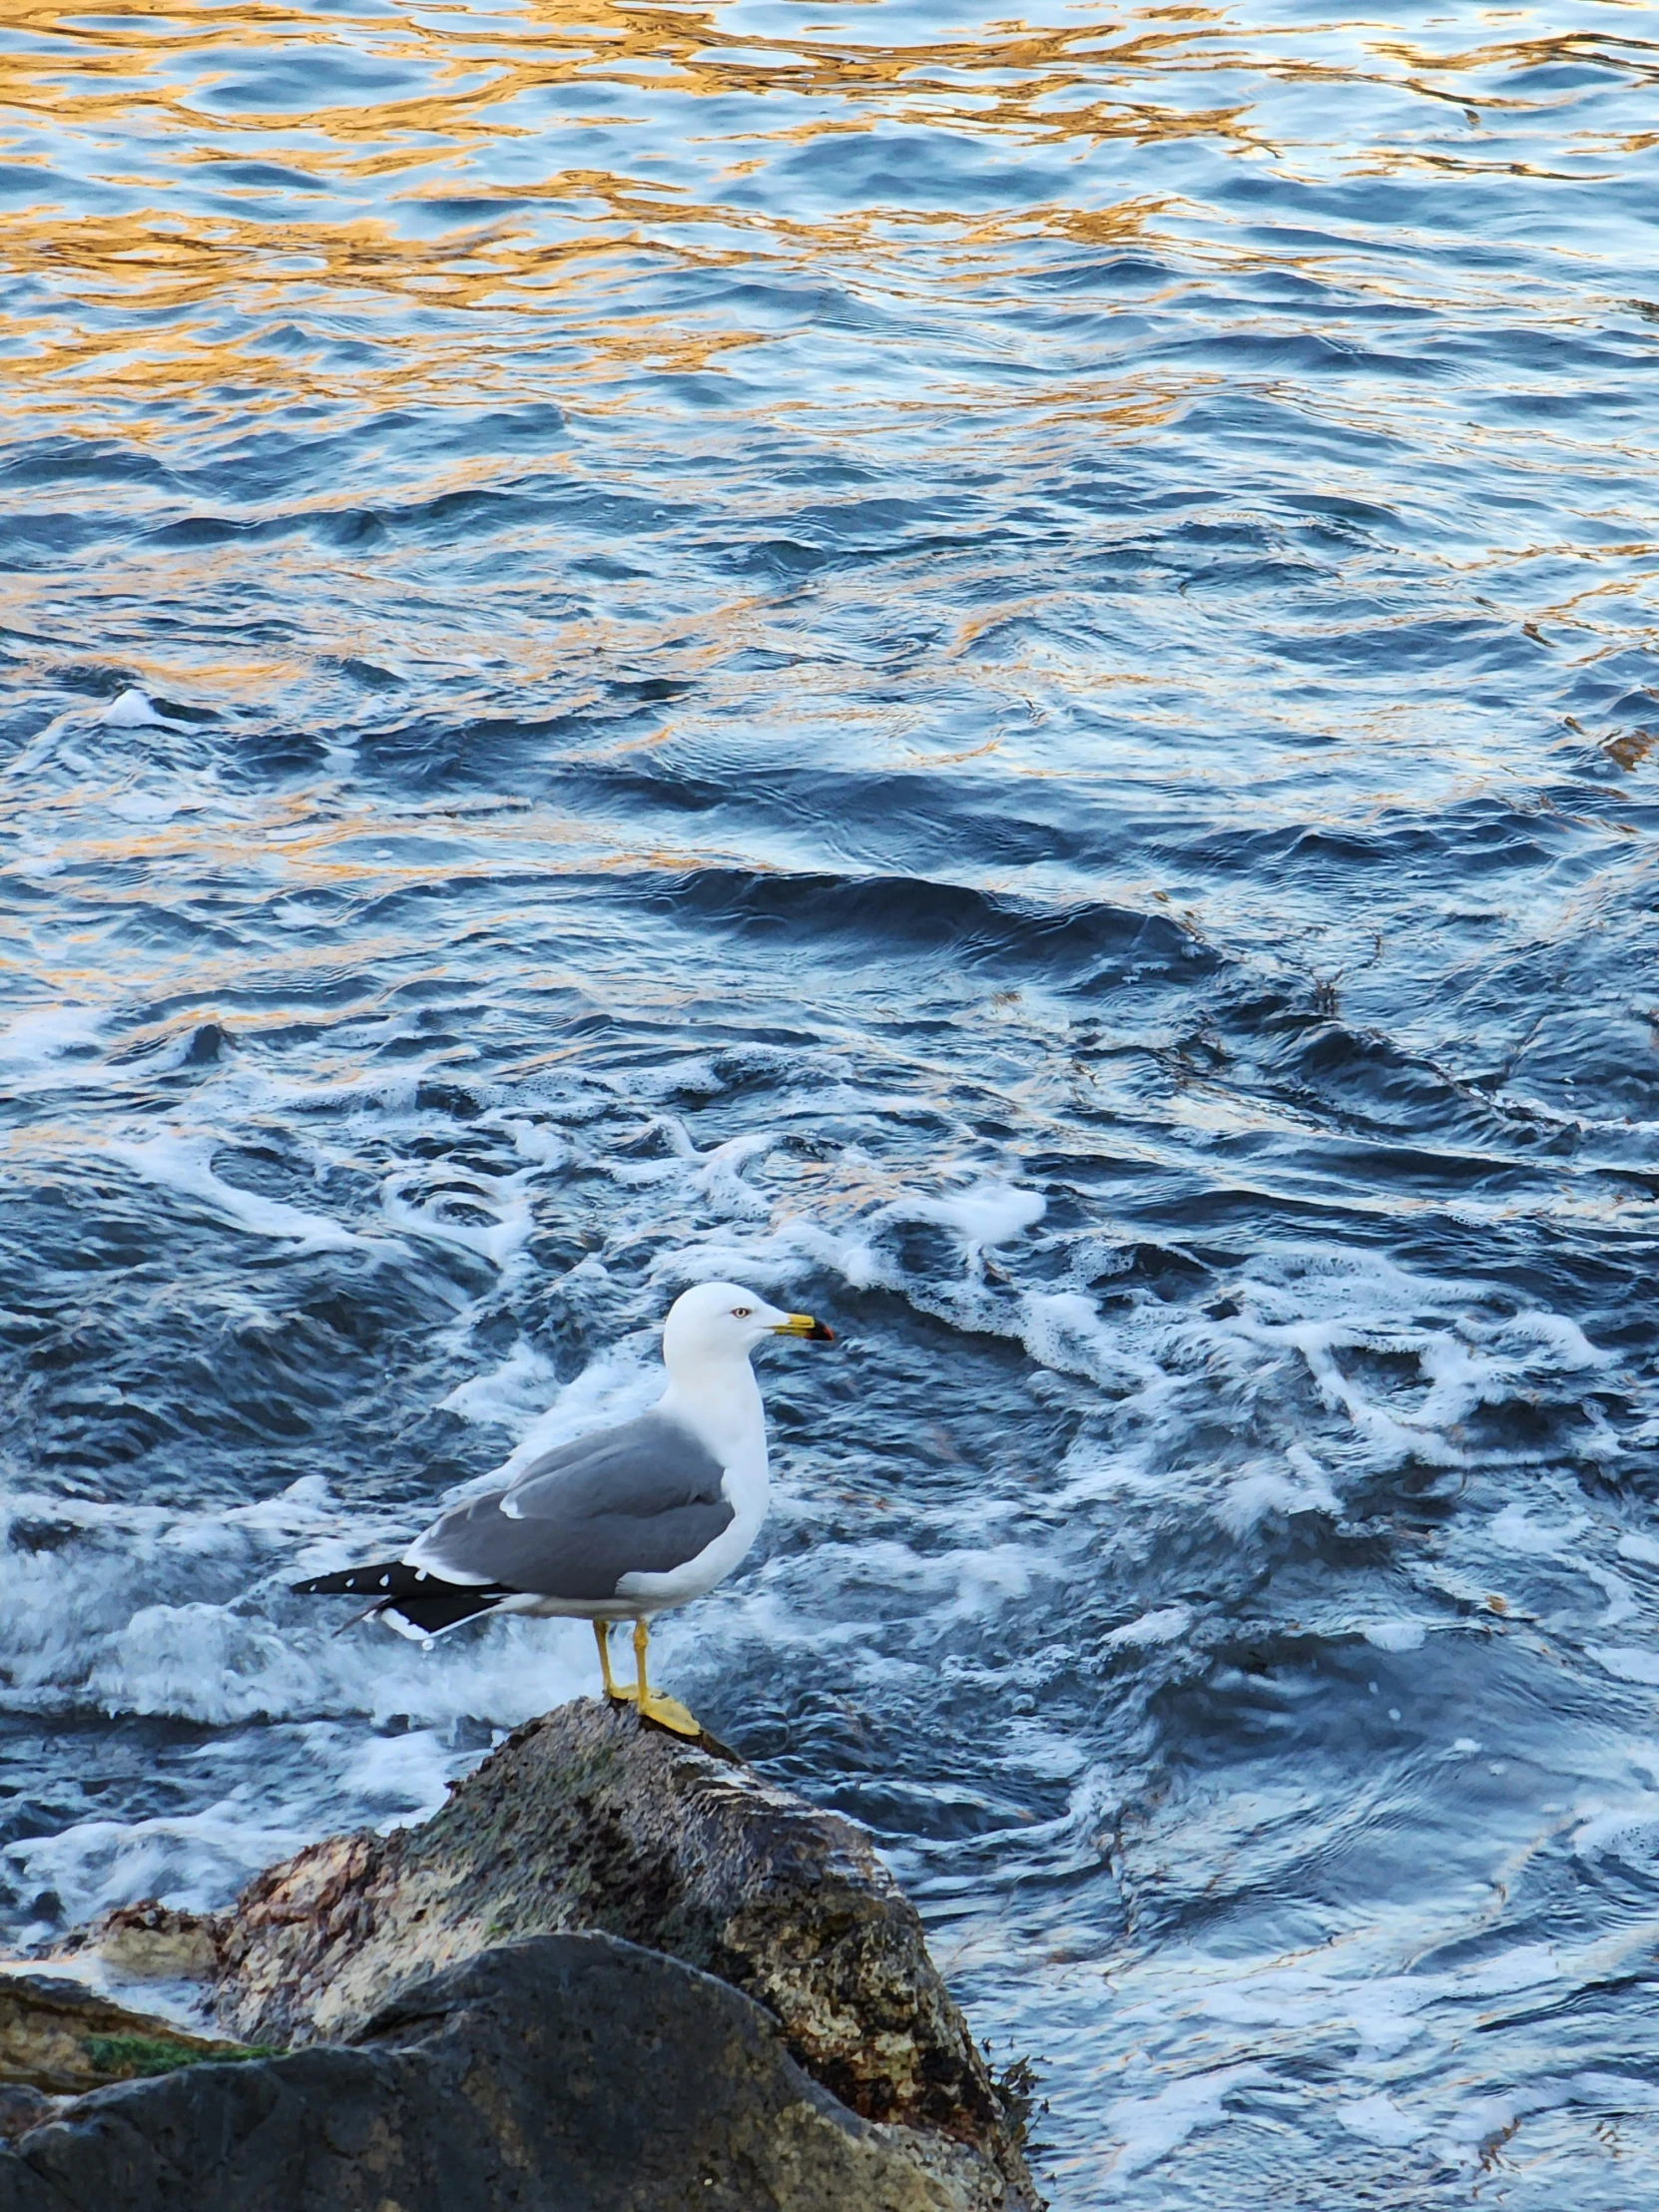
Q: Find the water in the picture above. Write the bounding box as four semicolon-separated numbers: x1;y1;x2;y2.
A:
3;0;1659;2199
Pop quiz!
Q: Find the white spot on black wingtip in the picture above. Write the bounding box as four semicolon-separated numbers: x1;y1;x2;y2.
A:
416;1568;428;1583
379;1574;390;1589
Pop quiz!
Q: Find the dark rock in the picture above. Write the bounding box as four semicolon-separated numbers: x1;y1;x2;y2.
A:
208;1699;1032;2203
1;1933;1007;2211
0;2088;53;2144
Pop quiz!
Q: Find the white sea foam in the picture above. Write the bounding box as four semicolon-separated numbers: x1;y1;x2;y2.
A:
107;789;189;824
5;707;81;778
10;846;67;880
648;1217;878;1294
806;1235;1618;1536
1359;1620;1426;1652
1017;1289;1164;1393
0;1464;592;1925
1191;1961;1426;2062
380;1164;534;1271
1439;2070;1659;2157
439;1339;561;1429
107;1133;374;1253
0;690;189;780
1108;1605;1192;1648
693;1132;779;1219
102;1603;335;1725
1486;1503;1591;1555
1570;1796;1659;1862
1066;1912;1659;2197
1105;2063;1267;2177
5;1805;315;1932
1454;1499;1643;1633
1587;1566;1639;1626
602;1125;780;1214
633;1167;1046;1319
887;1179;1046;1248
497;1116;570;1167
606;1125;790;1227
1335;2091;1428;2146
759;1529;1040;1628
0;1477;584;1736
99;688;181;730
339;1725;479;1827
0;1004;105;1068
1453;1942;1559;1996
1215;1448;1340;1538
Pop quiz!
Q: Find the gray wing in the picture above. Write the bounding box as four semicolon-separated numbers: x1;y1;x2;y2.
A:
406;1410;733;1602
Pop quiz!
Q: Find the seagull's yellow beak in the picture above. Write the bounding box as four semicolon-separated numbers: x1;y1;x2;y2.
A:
772;1312;834;1342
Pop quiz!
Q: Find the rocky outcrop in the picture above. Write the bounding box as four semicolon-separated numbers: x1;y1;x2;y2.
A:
210;1699;1032;2201
62;1904;222;1987
0;1970;261;2099
2;1934;1011;2212
0;1701;1040;2211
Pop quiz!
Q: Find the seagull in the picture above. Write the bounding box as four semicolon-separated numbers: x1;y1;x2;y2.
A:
291;1282;834;1736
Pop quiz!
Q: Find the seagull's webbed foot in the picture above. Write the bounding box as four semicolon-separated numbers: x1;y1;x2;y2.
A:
637;1690;701;1738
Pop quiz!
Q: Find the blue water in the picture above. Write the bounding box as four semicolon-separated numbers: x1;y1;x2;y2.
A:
3;0;1659;2198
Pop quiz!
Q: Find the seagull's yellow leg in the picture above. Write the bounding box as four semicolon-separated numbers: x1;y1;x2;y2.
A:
595;1618;636;1703
631;1617;701;1738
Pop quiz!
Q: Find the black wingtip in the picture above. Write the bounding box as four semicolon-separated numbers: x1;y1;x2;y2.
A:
291;1560;409;1598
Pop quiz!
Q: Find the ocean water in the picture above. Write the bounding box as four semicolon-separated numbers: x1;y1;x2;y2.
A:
2;0;1658;2199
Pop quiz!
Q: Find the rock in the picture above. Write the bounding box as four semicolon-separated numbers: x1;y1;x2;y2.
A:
46;1904;222;1986
209;1699;1034;2204
0;2088;53;2145
90;1905;222;1985
0;1971;264;2096
7;1701;1042;2208
1;1932;1009;2212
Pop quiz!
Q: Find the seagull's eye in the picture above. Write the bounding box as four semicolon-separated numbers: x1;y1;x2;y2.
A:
732;1306;752;1319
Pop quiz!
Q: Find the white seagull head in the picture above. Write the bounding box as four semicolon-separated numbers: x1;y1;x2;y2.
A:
661;1280;832;1378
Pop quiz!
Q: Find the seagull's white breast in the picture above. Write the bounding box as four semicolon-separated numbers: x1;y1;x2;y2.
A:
616;1366;771;1610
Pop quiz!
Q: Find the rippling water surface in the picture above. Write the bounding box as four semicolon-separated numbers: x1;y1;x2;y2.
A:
3;0;1659;2199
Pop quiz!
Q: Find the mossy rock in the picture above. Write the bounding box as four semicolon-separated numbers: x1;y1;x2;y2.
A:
0;1974;276;2095
80;2032;276;2081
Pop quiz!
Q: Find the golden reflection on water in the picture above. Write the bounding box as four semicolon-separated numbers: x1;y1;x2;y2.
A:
0;0;1649;422
0;0;1652;782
